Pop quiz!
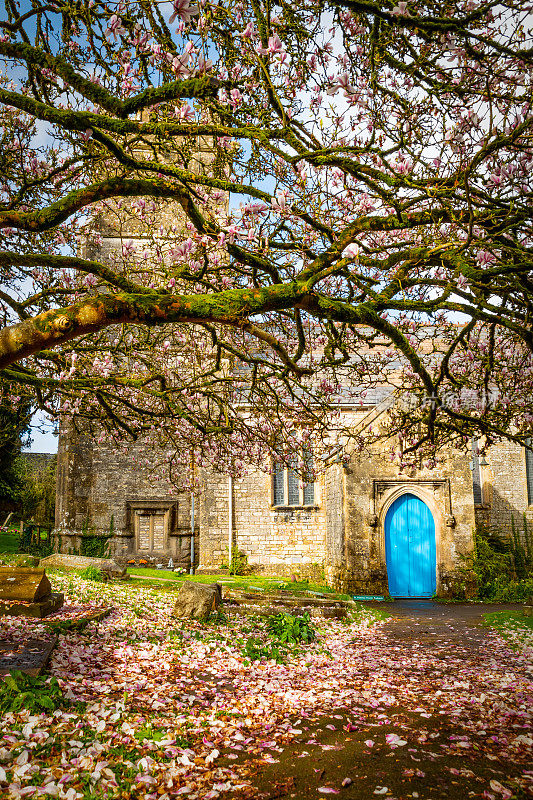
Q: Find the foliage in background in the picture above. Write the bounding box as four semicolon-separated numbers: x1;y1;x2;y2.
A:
18;523;54;558
462;521;533;601
17;455;57;525
0;383;32;510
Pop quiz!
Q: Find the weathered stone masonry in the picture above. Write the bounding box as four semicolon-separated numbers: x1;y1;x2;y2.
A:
55;419;533;594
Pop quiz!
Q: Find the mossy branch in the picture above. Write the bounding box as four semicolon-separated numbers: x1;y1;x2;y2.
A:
0;41;220;114
0;283;308;369
0;177;190;232
0;251;150;295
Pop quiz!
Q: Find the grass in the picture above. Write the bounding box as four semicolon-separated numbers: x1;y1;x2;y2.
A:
351;601;392;620
483;609;533;632
125;569;354;600
483;609;533;650
0;526;21;554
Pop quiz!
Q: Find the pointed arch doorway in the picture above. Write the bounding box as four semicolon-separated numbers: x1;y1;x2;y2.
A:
385;493;436;598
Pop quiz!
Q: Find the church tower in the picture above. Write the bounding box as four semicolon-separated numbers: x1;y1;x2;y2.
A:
54;126;221;567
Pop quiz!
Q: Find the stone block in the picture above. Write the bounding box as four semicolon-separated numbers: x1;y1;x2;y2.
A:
0;568;52;603
40;554;126;579
0;592;64;619
0;637;58;676
172;581;222;622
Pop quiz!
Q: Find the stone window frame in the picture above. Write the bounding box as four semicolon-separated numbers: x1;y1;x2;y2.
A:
271;447;319;509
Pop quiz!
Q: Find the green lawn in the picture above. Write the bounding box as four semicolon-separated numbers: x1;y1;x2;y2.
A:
0;526;22;554
125;569;354;600
483;609;533;632
483;609;533;650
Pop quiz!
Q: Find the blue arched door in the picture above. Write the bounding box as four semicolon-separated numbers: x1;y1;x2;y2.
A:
385;493;436;598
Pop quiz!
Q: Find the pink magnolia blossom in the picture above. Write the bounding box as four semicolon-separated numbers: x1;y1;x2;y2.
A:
105;14;126;39
476;249;496;266
169;0;199;25
342;243;360;259
391;2;410;15
258;33;285;57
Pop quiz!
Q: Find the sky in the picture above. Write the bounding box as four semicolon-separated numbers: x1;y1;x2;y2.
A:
25;411;58;453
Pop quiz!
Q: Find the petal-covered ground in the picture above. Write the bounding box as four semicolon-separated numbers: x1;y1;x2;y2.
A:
0;575;531;800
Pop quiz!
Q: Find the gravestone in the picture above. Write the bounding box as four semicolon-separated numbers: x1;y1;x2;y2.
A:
0;638;57;676
224;588;350;619
172;581;222;622
0;567;64;618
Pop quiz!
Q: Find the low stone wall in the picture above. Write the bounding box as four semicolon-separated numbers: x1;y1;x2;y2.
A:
326;564;477;599
247;561;325;583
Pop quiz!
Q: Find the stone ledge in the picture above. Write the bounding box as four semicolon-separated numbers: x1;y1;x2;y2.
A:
0;592;64;619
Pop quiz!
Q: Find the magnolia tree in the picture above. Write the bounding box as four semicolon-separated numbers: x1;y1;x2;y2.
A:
0;0;532;480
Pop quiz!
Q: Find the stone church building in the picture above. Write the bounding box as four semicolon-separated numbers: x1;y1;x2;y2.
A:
55;401;533;597
54;133;533;599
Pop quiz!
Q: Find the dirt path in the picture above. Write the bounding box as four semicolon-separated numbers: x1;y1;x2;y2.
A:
240;602;532;800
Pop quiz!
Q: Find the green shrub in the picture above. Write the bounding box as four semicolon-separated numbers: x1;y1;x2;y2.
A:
0;671;64;714
265;611;316;643
229;549;250;576
79;565;105;582
242;612;317;663
463;523;533;601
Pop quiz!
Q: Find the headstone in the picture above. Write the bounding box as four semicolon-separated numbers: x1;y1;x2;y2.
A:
172;581;222;622
224;588;350;619
39;554;126;579
0;638;57;676
0;567;51;602
0;567;64;618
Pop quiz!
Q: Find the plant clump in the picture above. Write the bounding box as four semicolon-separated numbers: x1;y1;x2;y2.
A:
243;611;317;664
461;519;533;601
79;565;105;582
0;671;64;715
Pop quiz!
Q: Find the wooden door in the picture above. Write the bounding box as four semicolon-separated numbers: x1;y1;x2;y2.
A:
385;494;436;598
136;512;167;552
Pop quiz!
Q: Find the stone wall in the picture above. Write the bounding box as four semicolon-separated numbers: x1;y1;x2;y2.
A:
336;440;476;596
474;440;533;539
55;419;195;563
198;467;327;579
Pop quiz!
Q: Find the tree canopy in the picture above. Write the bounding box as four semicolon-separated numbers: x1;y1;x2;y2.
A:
0;0;532;477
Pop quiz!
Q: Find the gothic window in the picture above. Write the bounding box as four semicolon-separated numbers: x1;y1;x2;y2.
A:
272;447;316;507
526;437;533;506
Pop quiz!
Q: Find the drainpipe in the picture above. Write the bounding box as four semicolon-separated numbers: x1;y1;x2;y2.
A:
189;493;195;574
228;476;233;572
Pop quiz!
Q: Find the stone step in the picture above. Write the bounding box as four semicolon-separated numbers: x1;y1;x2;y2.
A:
224;589;351;619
